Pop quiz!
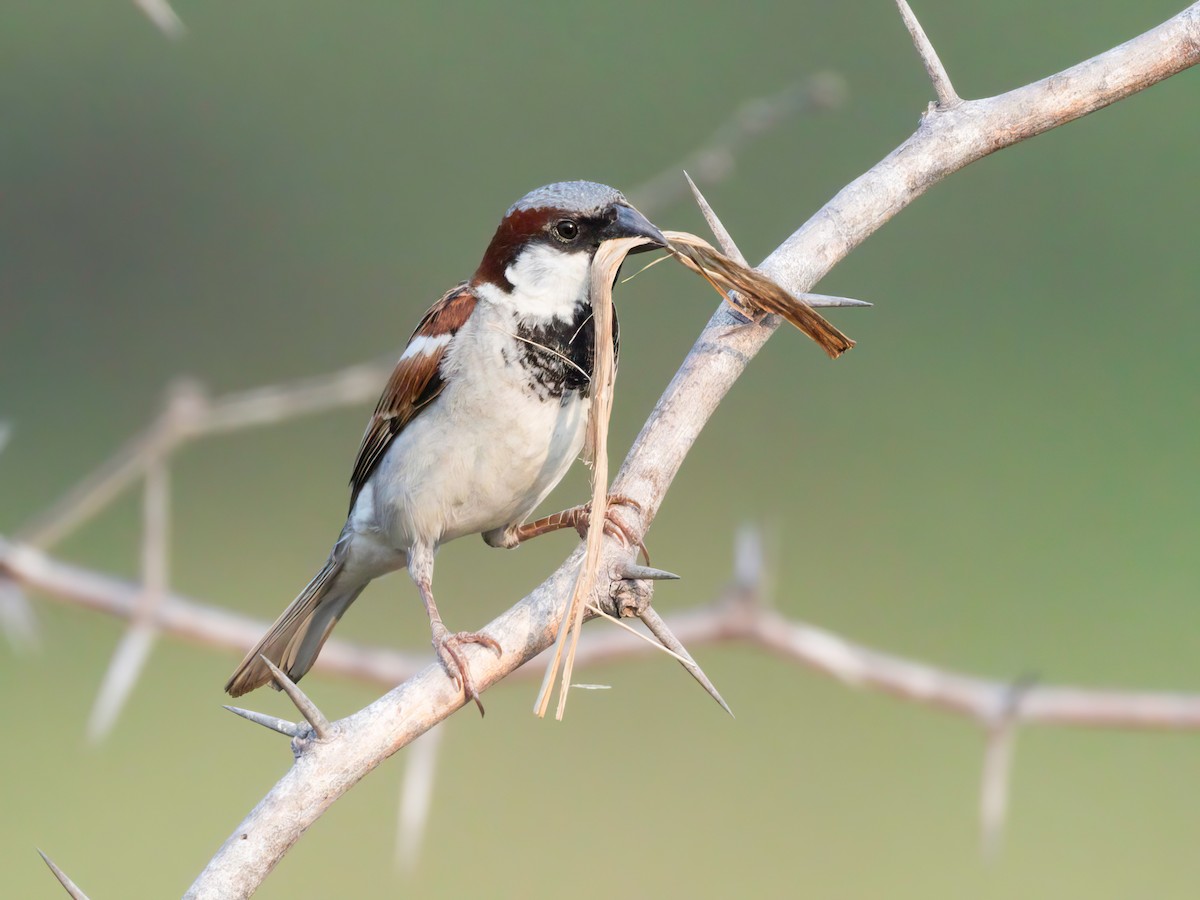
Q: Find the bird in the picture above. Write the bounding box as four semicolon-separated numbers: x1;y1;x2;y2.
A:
225;181;667;711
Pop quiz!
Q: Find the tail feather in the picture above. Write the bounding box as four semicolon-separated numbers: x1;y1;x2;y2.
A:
225;555;366;698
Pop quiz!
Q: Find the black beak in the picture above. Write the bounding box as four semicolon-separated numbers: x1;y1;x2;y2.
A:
604;204;667;253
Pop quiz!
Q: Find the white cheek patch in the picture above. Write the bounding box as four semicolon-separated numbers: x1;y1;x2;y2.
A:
399;332;452;362
503;244;591;322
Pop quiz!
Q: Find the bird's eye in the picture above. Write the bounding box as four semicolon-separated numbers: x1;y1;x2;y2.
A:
552;219;579;242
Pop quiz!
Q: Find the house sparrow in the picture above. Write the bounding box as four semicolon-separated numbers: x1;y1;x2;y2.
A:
225;181;666;710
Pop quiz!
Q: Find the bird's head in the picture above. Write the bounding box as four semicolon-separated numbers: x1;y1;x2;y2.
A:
473;181;666;315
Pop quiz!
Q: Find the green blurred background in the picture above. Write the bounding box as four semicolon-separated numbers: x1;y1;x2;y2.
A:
3;1;1199;896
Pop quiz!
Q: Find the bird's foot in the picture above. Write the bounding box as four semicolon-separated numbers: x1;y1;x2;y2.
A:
577;495;649;564
431;622;501;716
513;494;649;563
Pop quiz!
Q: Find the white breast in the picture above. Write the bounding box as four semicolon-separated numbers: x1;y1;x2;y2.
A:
352;299;590;551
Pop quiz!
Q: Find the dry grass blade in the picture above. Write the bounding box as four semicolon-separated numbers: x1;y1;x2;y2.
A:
663;231;855;358
534;234;656;720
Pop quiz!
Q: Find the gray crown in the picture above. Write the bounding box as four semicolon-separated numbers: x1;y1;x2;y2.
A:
507;181;628;216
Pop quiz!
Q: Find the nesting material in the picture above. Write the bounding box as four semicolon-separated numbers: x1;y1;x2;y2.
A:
536;224;853;718
534;235;646;720
663;231;854;358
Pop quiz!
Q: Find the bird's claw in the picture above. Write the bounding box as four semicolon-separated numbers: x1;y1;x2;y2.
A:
578;494;650;564
432;627;501;716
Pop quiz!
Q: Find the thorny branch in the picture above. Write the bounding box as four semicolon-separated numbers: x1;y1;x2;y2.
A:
10;4;1200;896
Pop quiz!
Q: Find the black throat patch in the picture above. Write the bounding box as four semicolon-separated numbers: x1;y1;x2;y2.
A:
512;300;620;402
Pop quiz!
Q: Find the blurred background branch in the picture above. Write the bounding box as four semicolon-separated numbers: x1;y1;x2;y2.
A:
9;527;1200;731
132;0;185;39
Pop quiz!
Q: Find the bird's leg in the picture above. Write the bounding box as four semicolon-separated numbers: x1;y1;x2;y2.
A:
510;494;649;563
407;544;500;716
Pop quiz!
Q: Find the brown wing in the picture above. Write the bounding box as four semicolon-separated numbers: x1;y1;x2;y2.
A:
348;283;476;510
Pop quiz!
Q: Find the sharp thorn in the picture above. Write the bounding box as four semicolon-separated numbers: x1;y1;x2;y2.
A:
893;0;960;105
133;0;188;40
682;175;871;314
86;626;156;744
0;576;40;653
259;655;332;739
37;849;91;900
396;726;445;872
638;607;734;717
979;673;1036;859
683;172;748;266
794;292;873;308
619;563;681;582
732;524;765;593
223;705;302;737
